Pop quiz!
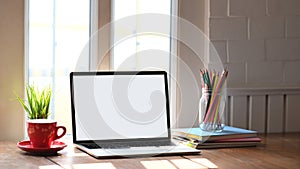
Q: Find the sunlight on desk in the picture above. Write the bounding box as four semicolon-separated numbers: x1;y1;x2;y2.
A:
141;160;177;169
141;158;217;169
39;158;218;169
170;159;208;169
67;163;116;169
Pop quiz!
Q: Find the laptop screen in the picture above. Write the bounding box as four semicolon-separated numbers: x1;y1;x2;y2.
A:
70;71;170;142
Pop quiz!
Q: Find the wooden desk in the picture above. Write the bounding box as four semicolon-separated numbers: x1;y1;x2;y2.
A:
1;133;299;169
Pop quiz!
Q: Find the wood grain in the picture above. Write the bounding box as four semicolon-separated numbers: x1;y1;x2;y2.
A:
184;133;300;169
0;141;61;169
2;133;300;169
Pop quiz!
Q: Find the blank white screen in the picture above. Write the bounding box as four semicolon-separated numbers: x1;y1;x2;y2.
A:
73;74;168;141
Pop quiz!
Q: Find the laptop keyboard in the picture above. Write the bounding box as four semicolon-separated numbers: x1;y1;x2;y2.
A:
81;143;102;149
81;141;176;149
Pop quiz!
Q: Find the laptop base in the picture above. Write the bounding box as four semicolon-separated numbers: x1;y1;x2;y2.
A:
75;143;201;158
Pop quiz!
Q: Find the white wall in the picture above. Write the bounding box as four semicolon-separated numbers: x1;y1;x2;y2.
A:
0;0;25;141
210;0;300;132
177;0;300;133
210;0;300;88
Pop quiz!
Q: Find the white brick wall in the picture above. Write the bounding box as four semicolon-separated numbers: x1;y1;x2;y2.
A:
210;40;227;63
209;0;300;88
266;39;300;61
230;0;266;17
224;63;246;86
210;0;227;17
228;40;265;62
247;62;283;84
210;18;247;40
286;16;300;37
284;61;300;84
250;16;285;39
267;0;300;16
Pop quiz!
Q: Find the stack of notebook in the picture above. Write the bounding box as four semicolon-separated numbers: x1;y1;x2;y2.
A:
172;126;261;149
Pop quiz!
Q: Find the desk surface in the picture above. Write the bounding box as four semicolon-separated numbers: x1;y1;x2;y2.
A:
1;133;299;169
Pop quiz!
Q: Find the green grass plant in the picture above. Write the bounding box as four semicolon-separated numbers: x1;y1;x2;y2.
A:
16;84;52;119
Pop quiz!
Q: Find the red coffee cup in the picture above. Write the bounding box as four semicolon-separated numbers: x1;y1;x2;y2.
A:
27;119;66;148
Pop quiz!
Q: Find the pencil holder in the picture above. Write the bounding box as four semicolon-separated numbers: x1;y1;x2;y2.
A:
199;88;226;132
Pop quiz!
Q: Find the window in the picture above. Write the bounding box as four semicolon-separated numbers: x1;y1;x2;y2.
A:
112;0;177;125
112;0;172;71
26;0;178;134
26;0;91;133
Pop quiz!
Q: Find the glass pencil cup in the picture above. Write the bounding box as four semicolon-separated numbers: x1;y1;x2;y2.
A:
199;89;226;132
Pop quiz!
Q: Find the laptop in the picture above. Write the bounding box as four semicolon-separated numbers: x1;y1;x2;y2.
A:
70;71;200;158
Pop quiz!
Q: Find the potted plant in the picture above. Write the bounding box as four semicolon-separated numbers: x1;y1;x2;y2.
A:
16;84;52;119
16;84;66;149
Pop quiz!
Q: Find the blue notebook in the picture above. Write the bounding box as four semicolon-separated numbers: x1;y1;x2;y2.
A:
172;126;258;142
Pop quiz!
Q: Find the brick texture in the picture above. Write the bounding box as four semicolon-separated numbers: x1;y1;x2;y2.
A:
210;0;227;17
224;63;246;86
210;40;227;63
209;0;300;88
228;40;265;62
247;62;283;84
250;16;285;39
287;16;300;37
210;18;247;40
266;39;300;61
284;61;300;84
230;0;266;17
268;0;300;16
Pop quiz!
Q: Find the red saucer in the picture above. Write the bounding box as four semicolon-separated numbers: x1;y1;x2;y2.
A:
17;140;67;155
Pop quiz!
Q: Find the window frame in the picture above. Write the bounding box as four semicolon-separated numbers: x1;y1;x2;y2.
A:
24;0;94;136
24;0;179;135
110;0;178;127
